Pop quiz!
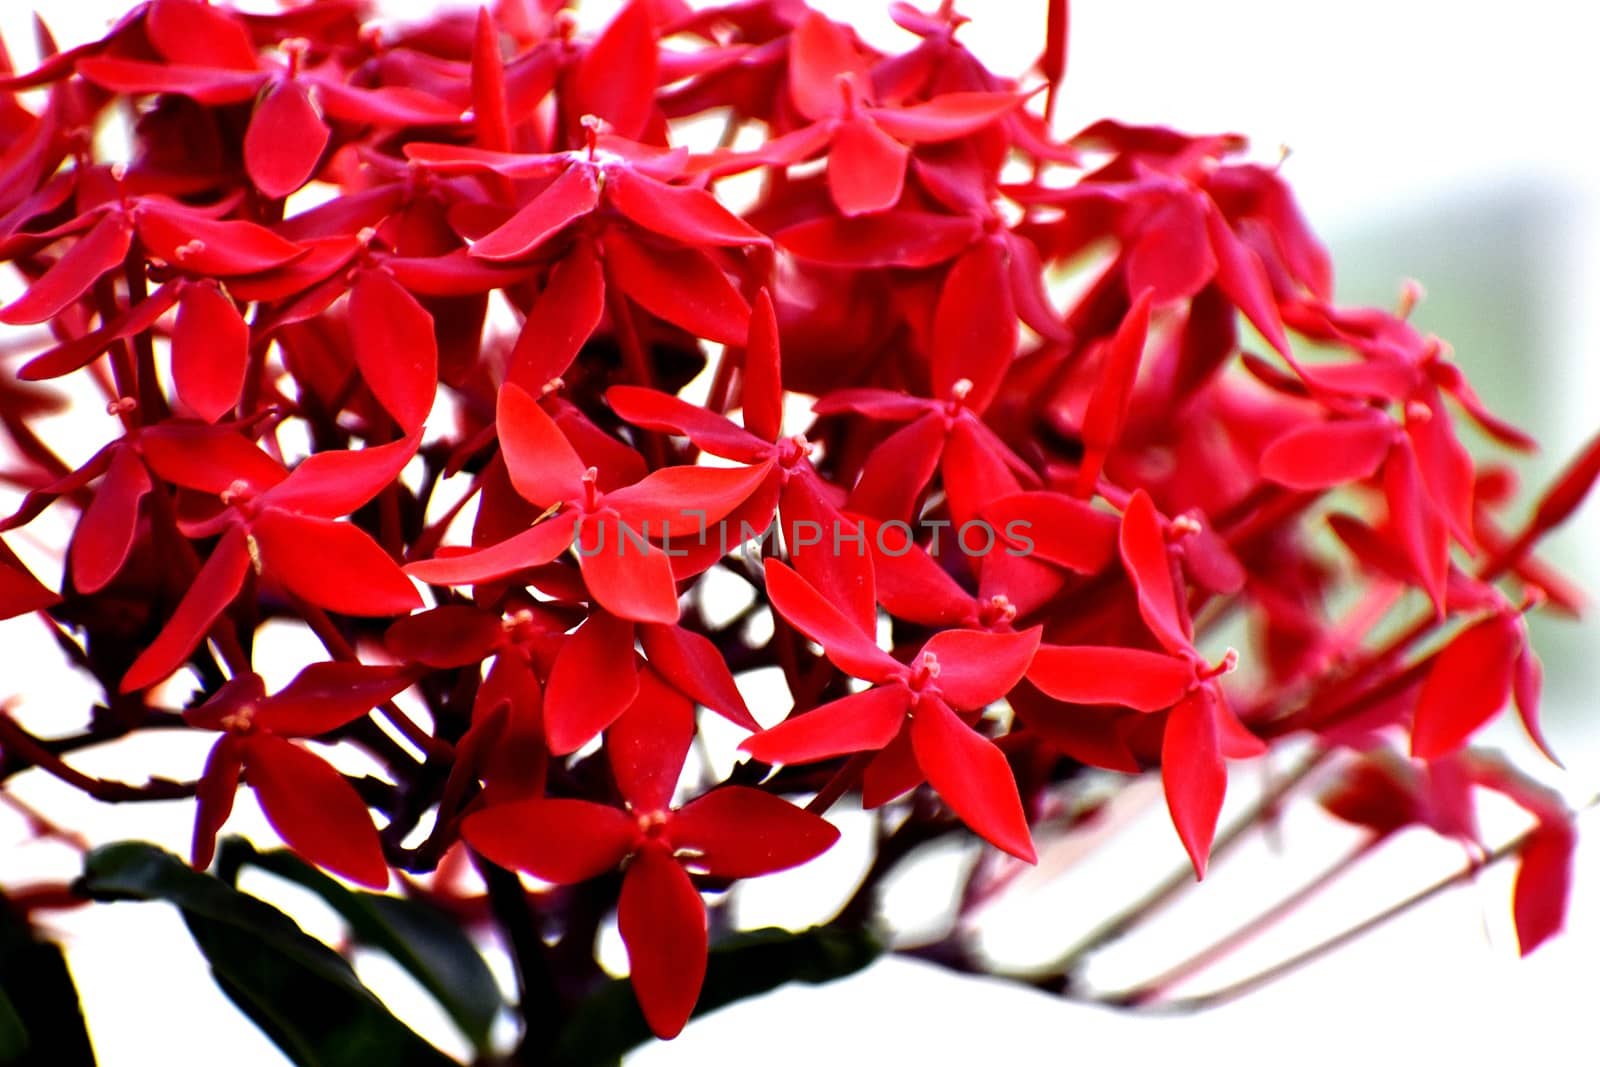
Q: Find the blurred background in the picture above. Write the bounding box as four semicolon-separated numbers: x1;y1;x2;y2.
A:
2;1;1597;1063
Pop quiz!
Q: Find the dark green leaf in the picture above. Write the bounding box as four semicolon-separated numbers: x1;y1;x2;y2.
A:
0;894;95;1066
76;842;456;1067
218;838;502;1052
553;925;882;1067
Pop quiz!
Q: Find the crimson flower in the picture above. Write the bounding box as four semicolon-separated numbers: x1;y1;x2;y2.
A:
463;668;838;1037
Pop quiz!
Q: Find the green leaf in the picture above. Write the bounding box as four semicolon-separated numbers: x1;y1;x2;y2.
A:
76;842;456;1067
0;989;29;1062
553;924;882;1067
217;838;502;1052
0;893;95;1066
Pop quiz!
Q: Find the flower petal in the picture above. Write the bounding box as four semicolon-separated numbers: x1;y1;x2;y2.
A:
639;623;759;731
406;512;578;586
1410;612;1521;760
1028;645;1194;711
244;79;329;198
740;684;909;766
172;281;249;422
672;786;839;878
762;559;896;681
253;662;412;738
470;164;600;261
601;230;751;346
921;626;1041;710
120;524;250;692
1161;689;1225;878
252;510;420;616
262;429;423;519
619;847;706;1039
243;734;389;888
544;610;642;755
348;268;439;432
1120;489;1190;654
575;514;681;624
70;444;151;594
607;668;696;813
910;695;1035;862
827;117;908;217
463;797;636;884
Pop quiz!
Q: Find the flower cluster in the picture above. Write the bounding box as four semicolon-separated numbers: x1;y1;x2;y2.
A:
0;0;1596;1055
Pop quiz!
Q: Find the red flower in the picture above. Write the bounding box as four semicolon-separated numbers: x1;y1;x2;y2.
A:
463;669;838;1037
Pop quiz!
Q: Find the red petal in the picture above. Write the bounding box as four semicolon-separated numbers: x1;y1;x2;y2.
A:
606;385;766;461
1120;490;1189;654
19;281;179;381
1410;613;1520;760
253;662;411;738
608;463;772;533
921;626;1041;710
348;269;438;431
1513;646;1560;766
1513;822;1575;956
607;668;696;813
910;695;1035;862
575;514;681;624
464;797;635;884
386;605;505;668
310;81;464;126
147;0;257;68
506;240;604;390
787;11;867;122
639;623;759;731
982;492;1119;575
827;117;908;217
74;58;264;105
471;164;600;261
1205;202;1290;357
1260;417;1394;490
0;541;58;620
867;525;978;628
619;847;706;1039
120;525;250;692
607;169;765;248
846;411;946;521
778;212;978;270
742;289;784;444
1385;442;1450;612
1076;288;1152;497
1125;194;1215;304
406;512;578;586
252;510;420;616
70;444;150;594
497;382;587;507
740;684;909;765
0;212;132;325
172;281;249;422
778;473;879;635
544;610;642;754
601;230;751;346
868;92;1025;143
244;79;329;198
139;424;286;496
762;559;896;681
1028;645;1194;711
571;0;658;141
262;429;422;519
135;207;304;276
243;734;389;888
191;735;245;871
1530;428;1600;536
1161;689;1226;878
672;786;839;878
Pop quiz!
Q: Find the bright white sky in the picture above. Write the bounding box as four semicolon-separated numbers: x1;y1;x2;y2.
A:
2;2;1599;1065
